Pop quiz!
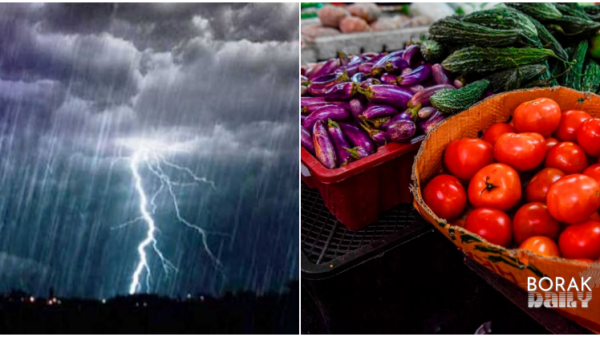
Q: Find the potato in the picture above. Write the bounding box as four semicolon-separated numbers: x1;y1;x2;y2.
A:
339;16;371;34
317;6;350;28
347;3;381;23
301;25;341;42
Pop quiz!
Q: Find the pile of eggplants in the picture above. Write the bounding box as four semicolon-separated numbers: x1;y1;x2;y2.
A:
301;44;468;169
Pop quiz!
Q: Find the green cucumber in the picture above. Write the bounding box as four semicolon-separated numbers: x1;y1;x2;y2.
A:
562;40;588;91
462;8;542;47
485;64;547;93
441;46;556;74
505;3;562;21
582;60;600;93
430;79;490;115
420;40;445;63
428;17;520;47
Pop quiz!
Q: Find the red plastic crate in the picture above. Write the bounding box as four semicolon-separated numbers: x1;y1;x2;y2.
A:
301;137;423;230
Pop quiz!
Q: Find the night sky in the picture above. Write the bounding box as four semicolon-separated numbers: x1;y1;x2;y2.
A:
0;4;299;299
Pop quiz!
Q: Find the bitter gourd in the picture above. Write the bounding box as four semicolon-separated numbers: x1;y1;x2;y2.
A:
441;46;556;74
429;17;520;47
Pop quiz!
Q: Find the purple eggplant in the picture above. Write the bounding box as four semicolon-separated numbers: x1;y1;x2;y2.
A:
431;64;450;85
336;65;358;77
384;56;409;73
360;78;381;88
360;104;398;120
351;72;368;84
302;101;349;115
381;110;412;130
313;120;337;169
347;55;364;67
338;122;375;155
327;119;353;167
368;52;389;64
348;98;365;124
417;110;446;134
417;106;437;119
407;84;455;109
408;85;424;93
380;73;398;85
396;65;431;86
325;82;358;101
301;86;308;96
301;126;315;154
371;50;404;76
301;75;308;83
303;105;350;131
301;97;326;108
401;68;413;76
307;72;350;96
402;44;422;68
301;115;307;124
360;120;388;145
358;62;374;74
386;120;416;143
309;58;340;80
305;62;324;79
358;84;413;109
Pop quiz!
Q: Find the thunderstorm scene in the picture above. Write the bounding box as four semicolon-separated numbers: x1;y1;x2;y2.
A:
0;3;299;334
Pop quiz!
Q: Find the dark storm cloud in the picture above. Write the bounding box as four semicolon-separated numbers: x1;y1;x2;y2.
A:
0;3;299;298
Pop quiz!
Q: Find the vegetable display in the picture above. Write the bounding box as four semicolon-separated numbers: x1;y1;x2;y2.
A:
422;97;600;262
301;44;490;169
423;2;600;94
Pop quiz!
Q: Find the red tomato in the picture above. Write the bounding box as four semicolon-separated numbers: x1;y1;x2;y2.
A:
544;142;588;174
423;174;467;221
465;208;512;247
444;138;494;182
545;138;559;153
558;221;600;260
547;174;600;224
465;208;511;247
554;110;591;142
512;97;561;137
525;168;565;203
583;164;600;185
481;123;516;146
493;132;546;172
591;212;600;221
577;118;600;157
468;163;522;211
512;202;559;244
519;236;560;257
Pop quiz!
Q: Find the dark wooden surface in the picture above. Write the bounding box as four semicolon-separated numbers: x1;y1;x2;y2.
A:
464;257;592;334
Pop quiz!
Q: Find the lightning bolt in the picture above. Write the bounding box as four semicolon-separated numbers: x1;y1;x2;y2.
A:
113;145;224;295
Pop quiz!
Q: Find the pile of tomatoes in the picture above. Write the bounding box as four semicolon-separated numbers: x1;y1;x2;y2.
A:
423;97;600;263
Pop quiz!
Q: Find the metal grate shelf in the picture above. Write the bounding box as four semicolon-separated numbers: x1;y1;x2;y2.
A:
301;182;433;279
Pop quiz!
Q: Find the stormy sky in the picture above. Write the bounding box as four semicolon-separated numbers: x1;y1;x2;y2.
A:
0;3;299;299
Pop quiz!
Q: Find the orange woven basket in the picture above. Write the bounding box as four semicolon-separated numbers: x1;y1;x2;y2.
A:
411;87;600;332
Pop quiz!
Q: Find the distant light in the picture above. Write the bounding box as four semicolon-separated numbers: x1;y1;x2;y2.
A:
200;296;204;301
52;298;57;304
57;300;62;305
187;293;192;299
136;303;139;307
102;299;106;304
47;300;53;305
143;302;147;307
29;296;35;303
